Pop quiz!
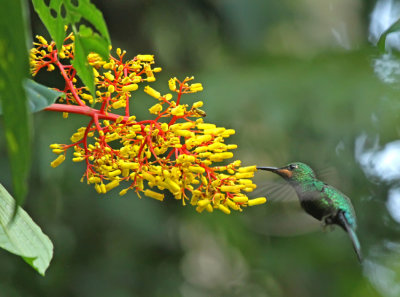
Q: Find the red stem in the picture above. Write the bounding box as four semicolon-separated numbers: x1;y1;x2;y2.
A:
45;104;125;122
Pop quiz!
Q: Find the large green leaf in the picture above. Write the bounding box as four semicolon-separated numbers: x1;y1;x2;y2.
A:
31;0;111;96
0;0;30;207
0;184;53;276
377;18;400;52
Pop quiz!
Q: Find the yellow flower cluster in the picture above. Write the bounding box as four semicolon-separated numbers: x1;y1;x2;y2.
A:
30;33;74;75
32;33;267;214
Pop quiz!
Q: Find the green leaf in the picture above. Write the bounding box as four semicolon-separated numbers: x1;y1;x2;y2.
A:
0;184;54;276
377;18;400;52
0;79;64;115
24;79;64;113
31;0;110;51
32;0;111;97
0;0;30;207
31;0;65;51
73;25;110;96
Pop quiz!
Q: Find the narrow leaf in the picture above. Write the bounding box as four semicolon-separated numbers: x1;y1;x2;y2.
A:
0;0;30;207
73;25;110;96
24;79;64;113
0;184;54;276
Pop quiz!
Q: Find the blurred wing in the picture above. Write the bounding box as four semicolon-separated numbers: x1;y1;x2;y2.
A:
251;180;298;202
316;166;341;188
243;202;321;236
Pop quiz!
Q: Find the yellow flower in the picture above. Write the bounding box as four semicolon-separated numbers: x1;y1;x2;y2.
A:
35;32;267;213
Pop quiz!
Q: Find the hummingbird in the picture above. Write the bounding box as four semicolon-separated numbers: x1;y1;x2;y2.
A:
257;162;362;262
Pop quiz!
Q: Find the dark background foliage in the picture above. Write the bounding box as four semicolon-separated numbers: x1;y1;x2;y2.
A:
1;0;400;296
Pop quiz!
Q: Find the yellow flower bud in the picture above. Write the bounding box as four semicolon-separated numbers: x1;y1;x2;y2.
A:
197;199;210;207
52;148;65;154
220;185;242;193
248;197;267;206
70;131;84;142
121;84;138;92
197;123;216;130
37;35;48;45
159;123;168;132
189;166;205;174
108;85;115;93
89;177;101;184
171;105;185;116
131;76;142;83
190;83;203;92
137;54;154;62
218;204;231;214
222;129;236;137
95;184;102;193
175;130;194;137
144;86;161;99
104;72;115;81
103;62;113;70
210;152;233;161
109;170;122;177
226;199;239;210
105;180;120;191
50;155;65;168
233;196;248;203
238;165;257;173
100;183;107;193
206;204;214;212
168;78;177;91
144;189;164;201
235;172;254;179
112;100;126;109
165;178;181;194
193;101;203;108
119;189;128;196
149;103;163;114
58;51;66;59
196;205;206;213
204;127;226;135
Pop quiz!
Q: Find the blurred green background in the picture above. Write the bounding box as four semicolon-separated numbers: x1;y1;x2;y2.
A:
2;0;400;296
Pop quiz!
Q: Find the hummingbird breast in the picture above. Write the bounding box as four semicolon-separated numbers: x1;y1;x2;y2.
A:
291;180;357;230
296;189;335;221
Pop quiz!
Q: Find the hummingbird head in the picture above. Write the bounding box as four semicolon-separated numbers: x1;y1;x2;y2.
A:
257;162;316;183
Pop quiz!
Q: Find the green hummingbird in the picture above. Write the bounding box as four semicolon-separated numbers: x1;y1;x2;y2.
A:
257;162;362;262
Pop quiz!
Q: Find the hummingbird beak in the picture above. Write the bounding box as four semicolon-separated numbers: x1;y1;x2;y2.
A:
257;166;293;179
256;166;279;172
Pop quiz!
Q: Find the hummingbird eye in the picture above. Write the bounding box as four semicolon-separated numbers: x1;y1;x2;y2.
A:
289;164;298;170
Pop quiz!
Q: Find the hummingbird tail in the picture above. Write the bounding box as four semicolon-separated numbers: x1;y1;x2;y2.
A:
338;211;363;263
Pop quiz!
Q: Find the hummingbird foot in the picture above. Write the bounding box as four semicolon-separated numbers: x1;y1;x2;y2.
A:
321;215;335;232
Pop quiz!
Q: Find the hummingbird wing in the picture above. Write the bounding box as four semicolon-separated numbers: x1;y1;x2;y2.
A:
251;180;298;202
243;205;321;236
246;180;321;236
